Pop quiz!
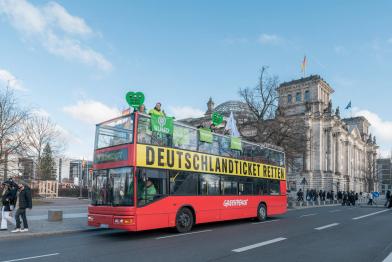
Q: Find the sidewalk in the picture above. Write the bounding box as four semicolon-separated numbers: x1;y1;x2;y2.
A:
0;198;92;239
288;198;389;210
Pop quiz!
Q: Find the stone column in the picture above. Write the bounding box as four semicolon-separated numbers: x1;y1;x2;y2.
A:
335;133;340;173
328;129;333;171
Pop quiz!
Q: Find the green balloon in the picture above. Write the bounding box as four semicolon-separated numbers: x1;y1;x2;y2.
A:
212;112;223;126
126;91;145;108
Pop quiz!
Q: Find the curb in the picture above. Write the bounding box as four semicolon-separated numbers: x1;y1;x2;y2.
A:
0;228;105;240
288;204;341;211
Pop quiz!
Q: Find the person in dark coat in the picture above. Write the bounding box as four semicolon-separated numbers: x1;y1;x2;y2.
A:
11;182;32;233
297;189;304;202
385;190;391;207
1;182;16;230
388;190;392;208
342;191;348;206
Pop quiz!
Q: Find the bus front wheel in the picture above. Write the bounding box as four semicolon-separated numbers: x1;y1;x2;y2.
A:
256;203;267;222
175;207;194;233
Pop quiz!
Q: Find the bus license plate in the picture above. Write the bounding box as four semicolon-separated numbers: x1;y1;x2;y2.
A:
100;224;109;228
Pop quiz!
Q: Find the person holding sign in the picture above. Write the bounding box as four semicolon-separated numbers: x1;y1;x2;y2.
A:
149;102;166;117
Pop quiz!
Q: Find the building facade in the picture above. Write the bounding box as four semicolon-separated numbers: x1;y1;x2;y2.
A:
178;75;379;193
377;158;392;194
278;75;378;193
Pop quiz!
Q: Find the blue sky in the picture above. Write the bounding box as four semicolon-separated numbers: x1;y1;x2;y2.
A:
0;0;392;159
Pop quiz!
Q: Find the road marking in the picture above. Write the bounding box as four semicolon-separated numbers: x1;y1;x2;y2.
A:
232;237;287;253
315;223;339;230
156;229;212;239
252;219;280;225
352;209;391;220
299;213;317;218
382;252;392;262
0;253;60;262
329;209;341;213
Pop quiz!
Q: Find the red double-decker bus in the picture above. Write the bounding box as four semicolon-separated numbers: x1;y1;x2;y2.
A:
88;112;287;233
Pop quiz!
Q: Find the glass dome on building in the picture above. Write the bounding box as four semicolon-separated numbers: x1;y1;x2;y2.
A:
214;100;252;117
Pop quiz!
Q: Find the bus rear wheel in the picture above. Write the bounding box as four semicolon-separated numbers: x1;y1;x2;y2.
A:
256;203;267;222
175;208;194;233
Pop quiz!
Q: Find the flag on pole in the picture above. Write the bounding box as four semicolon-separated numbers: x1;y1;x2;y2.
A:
345;101;352;110
224;111;240;137
301;55;307;74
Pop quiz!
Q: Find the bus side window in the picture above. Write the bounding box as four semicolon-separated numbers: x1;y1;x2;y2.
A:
169;171;198;195
269;180;280;195
199;174;220;195
238;178;253;195
221;176;238;195
137;168;168;206
254;179;269;195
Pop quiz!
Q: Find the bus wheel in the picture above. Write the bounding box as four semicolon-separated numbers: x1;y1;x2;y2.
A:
175;208;194;233
256;203;267;222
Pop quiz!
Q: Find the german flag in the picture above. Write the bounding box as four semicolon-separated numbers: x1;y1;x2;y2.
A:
301;55;307;73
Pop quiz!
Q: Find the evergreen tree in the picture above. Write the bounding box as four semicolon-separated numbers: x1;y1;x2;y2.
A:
39;143;56;180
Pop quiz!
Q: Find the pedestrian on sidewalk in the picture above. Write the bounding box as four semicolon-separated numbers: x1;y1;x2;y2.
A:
384;190;391;207
1;182;16;231
12;182;32;233
297;189;304;202
388;193;392;209
367;192;374;206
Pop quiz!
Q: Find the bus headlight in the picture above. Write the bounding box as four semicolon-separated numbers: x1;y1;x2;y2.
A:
114;217;134;225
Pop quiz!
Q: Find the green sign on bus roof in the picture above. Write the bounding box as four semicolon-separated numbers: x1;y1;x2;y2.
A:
125;91;145;109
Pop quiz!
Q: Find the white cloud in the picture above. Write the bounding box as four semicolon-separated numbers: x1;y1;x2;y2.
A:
43;2;92;36
56;124;82;145
0;69;27;91
258;34;281;45
63;100;121;124
31;108;50;117
353;109;392;156
44;32;112;71
0;0;112;71
0;0;46;34
168;106;204;120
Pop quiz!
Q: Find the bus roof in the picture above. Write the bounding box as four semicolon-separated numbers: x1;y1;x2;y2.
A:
97;112;285;155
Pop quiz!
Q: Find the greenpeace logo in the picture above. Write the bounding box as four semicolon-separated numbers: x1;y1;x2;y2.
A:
154;116;170;133
223;199;248;207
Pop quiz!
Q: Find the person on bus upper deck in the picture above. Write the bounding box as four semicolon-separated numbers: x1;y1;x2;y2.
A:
209;123;217;133
134;104;146;114
139;104;146;113
148;102;165;117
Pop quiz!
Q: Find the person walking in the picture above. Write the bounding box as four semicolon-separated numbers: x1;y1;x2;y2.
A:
297;189;304;202
1;182;15;231
385;190;391;207
367;192;374;206
11;182;32;233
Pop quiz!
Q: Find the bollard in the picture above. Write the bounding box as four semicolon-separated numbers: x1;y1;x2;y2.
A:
48;210;63;222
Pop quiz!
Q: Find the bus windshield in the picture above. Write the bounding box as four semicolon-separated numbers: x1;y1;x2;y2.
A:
96;115;134;149
91;167;134;206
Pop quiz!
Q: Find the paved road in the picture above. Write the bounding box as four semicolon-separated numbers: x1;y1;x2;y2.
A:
0;206;391;262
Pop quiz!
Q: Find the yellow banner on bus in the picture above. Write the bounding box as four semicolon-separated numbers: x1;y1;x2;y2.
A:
136;144;286;181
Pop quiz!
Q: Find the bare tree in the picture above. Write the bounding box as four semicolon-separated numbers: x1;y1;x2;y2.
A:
238;67;307;167
0;88;29;180
23;115;66;180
